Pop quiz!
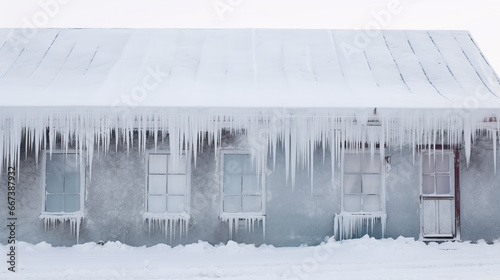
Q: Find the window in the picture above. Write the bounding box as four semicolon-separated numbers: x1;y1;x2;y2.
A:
342;153;383;213
145;153;190;214
221;152;264;215
42;152;84;215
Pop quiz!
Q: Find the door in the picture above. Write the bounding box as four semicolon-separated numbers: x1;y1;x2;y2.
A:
420;150;459;239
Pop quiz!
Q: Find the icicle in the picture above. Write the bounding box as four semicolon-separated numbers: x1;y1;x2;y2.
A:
143;213;190;243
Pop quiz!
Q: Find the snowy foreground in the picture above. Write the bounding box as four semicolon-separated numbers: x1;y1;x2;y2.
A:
2;236;500;280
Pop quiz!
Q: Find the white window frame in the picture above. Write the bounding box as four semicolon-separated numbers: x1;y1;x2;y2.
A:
340;151;386;214
40;150;85;218
219;150;266;220
143;151;192;218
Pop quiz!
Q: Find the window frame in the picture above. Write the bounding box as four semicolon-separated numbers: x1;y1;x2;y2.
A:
40;150;85;218
219;150;266;219
144;151;192;216
340;150;386;214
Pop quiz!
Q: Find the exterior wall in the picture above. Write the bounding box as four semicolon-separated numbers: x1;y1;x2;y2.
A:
0;134;499;246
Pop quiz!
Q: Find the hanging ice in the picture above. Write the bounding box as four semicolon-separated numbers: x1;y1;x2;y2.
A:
143;213;190;243
40;214;83;243
220;215;266;240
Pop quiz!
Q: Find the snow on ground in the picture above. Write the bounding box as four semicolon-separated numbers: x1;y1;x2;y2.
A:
2;236;500;280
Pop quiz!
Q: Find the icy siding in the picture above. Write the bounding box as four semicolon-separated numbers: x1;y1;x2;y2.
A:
0;135;499;246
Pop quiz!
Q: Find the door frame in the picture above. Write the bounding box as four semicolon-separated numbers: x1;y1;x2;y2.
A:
418;147;461;241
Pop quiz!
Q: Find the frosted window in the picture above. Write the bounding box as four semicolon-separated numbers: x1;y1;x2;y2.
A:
64;194;80;212
223;175;241;194
149;154;167;174
64;173;80;193
363;195;381;212
168;155;187;174
167;196;185;213
149;175;167;194
148;196;166;213
46;174;64;193
342;152;382;213
44;153;82;213
436;176;451;195
362;175;380;194
344;175;361;194
344;154;361;173
422;155;434;173
242;175;260;194
147;153;189;214
242;196;262;212
436;155;450;172
344;195;361;212
46;194;63;212
223;196;242;213
422;175;434;194
222;153;263;214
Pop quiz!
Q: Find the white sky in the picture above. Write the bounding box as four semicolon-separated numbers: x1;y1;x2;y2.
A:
0;0;499;73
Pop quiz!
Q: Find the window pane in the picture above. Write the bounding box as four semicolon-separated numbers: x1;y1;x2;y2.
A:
168;175;187;195
223;195;242;213
64;173;80;194
436;175;451;195
167;155;187;174
149;175;167;194
46;154;65;173
148;196;166;213
149;154;167;174
344;175;361;194
63;194;80;212
167;196;186;213
64;154;79;173
223;175;242;195
46;173;64;193
362;154;380;173
436;155;450;173
224;154;243;174
240;154;254;174
422;155;434;173
46;194;63;212
242;196;261;212
422;174;434;194
362;174;380;194
242;175;260;194
363;195;381;212
344;194;361;212
344;154;361;173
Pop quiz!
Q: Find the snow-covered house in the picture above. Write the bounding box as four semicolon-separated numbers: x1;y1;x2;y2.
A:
1;29;500;246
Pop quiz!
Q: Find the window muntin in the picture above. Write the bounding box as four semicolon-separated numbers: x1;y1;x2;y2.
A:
222;153;263;214
342;153;382;213
146;153;189;214
44;153;83;213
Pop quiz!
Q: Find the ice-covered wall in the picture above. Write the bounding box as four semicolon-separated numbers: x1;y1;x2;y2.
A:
0;134;499;246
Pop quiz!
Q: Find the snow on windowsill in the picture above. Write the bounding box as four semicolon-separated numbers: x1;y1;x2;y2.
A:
143;212;190;243
39;212;84;243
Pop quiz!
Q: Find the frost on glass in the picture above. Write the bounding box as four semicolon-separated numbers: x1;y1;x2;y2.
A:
344;154;361;173
242;196;261;212
422;174;434;194
46;174;64;193
436;155;450;172
46;194;63;212
167;155;187;174
362;154;380;173
223;196;241;213
223;175;241;194
64;194;80;212
46;154;65;173
363;195;381;212
149;154;167;174
149;175;167;194
148;196;166;213
436;175;451;195
242;175;259;194
168;175;187;195
64;173;80;194
167;196;185;213
344;175;361;194
362;174;380;194
344;195;361;212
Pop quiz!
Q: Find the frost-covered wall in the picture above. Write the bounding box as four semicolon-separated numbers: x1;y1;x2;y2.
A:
1;133;499;246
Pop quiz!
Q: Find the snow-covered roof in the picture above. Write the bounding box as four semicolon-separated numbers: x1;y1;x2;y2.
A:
1;28;500;110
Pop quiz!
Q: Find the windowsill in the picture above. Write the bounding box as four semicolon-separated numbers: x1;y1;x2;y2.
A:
220;213;265;220
143;212;190;220
40;212;84;219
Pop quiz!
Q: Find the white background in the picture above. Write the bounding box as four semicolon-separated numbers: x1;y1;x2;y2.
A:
0;0;499;75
